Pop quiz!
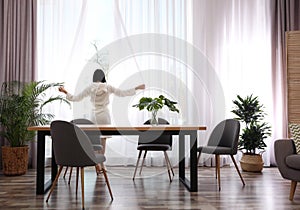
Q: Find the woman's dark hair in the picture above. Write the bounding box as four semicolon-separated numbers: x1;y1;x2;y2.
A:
93;69;106;83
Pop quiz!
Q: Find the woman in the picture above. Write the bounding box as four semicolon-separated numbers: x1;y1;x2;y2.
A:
59;69;145;173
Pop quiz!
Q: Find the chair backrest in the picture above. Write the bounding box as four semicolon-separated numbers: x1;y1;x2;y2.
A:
70;118;101;145
207;119;240;154
50;120;99;167
138;118;172;147
71;118;94;124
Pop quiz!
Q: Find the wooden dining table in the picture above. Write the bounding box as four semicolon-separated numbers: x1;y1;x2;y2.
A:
28;124;206;194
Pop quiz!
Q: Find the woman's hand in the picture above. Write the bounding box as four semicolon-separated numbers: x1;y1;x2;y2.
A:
58;86;68;94
135;84;145;90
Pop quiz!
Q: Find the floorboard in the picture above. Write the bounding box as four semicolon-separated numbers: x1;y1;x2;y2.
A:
0;166;299;210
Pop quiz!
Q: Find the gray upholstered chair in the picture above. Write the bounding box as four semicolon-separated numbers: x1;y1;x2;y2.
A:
197;119;245;190
275;139;300;201
63;118;103;183
71;118;103;151
133;118;174;182
46;120;113;209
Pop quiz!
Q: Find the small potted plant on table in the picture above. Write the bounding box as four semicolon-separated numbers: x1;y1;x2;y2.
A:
132;95;179;125
231;94;271;172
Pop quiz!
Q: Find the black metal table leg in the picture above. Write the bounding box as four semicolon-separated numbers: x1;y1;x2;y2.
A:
179;133;185;180
189;131;198;192
51;140;57;182
179;131;198;192
36;130;52;195
36;131;46;194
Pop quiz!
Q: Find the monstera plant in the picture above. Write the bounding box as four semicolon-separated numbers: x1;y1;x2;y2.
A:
133;95;179;125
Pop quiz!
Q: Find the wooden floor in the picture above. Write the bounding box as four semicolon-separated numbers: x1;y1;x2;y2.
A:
0;166;300;210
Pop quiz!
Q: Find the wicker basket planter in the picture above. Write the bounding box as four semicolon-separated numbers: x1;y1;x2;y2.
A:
240;153;264;172
2;146;29;176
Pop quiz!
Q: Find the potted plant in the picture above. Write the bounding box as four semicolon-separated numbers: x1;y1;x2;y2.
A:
0;81;69;175
231;94;271;172
132;95;179;125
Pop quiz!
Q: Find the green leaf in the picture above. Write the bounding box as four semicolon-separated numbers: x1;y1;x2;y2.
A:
232;94;271;154
132;95;180;114
0;80;71;147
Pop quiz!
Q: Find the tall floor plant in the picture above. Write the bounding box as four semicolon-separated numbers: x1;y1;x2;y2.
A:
0;81;70;175
232;94;271;172
0;81;70;147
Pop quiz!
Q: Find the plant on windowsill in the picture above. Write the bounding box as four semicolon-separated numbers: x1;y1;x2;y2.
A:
0;81;70;175
231;94;271;172
132;95;179;125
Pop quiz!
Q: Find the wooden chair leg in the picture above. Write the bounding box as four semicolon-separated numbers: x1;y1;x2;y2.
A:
139;150;147;175
68;167;73;185
100;138;107;154
230;155;245;186
80;167;85;210
164;151;172;182
76;167;79;196
165;152;174;176
215;155;218;179
63;166;68;179
46;165;64;202
95;164;101;175
133;150;142;180
101;163;113;200
216;154;221;191
290;180;297;201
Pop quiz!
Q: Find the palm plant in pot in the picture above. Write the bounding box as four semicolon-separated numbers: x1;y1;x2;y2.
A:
0;81;69;175
232;94;271;172
132;95;179;125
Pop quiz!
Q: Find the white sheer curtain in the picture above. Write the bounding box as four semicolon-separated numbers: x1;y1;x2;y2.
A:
192;0;273;166
37;0;276;167
37;0;117;163
37;0;115;119
107;0;201;167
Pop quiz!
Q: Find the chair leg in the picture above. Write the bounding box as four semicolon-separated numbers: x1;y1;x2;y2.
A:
215;155;218;179
101;163;113;200
95;164;101;175
76;167;79;196
216;154;221;191
63;166;68;179
290;180;297;201
230;155;245;186
100;138;107;154
165;151;174;176
80;167;85;210
139;150;147;175
68;167;73;185
164;151;172;182
46;165;64;202
197;152;201;166
133;150;142;180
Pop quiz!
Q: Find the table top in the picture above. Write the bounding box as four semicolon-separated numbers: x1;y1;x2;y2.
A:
28;124;206;131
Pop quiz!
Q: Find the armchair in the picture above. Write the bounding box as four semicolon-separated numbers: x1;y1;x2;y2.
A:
275;139;300;201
